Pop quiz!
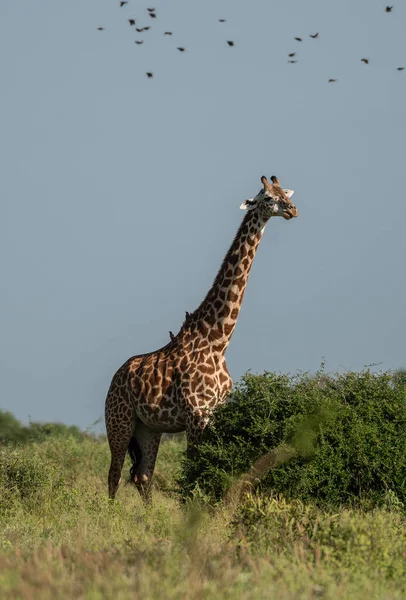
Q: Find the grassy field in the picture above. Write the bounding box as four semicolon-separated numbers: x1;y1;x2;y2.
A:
0;434;405;599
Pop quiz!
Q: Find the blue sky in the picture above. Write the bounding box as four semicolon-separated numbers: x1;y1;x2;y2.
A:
1;0;405;429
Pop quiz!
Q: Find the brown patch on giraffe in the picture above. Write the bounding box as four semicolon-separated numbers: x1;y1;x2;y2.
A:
190;378;199;392
230;307;239;320
234;276;245;290
219;371;229;383
207;356;216;368
205;363;216;374
224;323;234;336
227;290;239;303
205;313;217;327
217;306;229;319
208;327;223;342
212;343;224;353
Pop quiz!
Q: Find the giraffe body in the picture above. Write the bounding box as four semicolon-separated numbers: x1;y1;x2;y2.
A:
105;176;298;500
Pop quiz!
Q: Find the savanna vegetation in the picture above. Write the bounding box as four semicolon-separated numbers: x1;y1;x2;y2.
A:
0;369;405;599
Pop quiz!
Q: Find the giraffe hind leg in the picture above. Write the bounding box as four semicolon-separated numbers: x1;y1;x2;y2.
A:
131;421;162;502
128;435;142;484
105;390;133;499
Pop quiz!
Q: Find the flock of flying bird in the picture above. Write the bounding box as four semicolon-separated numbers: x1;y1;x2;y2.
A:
97;4;404;81
97;2;235;78
287;5;403;82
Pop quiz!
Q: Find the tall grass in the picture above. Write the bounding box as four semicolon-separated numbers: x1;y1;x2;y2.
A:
1;433;405;599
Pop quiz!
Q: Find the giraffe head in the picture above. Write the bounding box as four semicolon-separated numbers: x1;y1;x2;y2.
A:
240;175;298;220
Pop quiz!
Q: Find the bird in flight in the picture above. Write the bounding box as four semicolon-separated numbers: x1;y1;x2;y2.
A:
128;19;136;26
328;78;337;83
310;33;319;38
96;27;105;31
148;12;157;19
135;41;144;45
136;26;150;32
146;72;153;78
177;47;185;52
227;41;234;46
386;6;393;12
294;37;302;42
397;67;404;71
164;31;172;35
218;19;226;23
288;60;297;63
147;7;155;11
120;1;128;6
288;52;296;57
361;58;369;64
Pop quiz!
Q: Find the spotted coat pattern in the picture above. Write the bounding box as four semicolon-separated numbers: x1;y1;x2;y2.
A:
105;178;298;500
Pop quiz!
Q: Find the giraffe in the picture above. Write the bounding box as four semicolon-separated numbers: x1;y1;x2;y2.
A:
105;175;298;500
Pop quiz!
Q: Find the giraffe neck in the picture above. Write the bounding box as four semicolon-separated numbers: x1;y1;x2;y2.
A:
189;210;267;355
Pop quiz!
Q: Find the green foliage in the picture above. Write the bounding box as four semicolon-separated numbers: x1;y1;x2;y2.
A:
234;492;406;580
0;447;64;511
0;412;28;444
0;433;405;598
0;410;105;445
180;370;406;507
0;409;101;445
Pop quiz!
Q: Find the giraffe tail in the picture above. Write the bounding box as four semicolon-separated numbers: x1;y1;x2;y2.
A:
127;435;142;485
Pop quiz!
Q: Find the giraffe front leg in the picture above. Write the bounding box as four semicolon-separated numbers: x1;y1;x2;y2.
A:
131;421;162;502
186;408;210;459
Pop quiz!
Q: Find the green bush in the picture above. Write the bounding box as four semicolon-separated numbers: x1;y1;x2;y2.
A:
0;411;28;444
0;448;64;511
180;370;406;508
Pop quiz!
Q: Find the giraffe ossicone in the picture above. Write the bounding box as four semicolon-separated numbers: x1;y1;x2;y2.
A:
105;175;298;501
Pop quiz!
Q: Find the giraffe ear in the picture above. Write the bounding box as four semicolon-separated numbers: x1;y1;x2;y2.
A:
240;199;257;210
284;189;295;198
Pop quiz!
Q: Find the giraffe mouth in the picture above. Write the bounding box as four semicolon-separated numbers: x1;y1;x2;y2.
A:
283;207;298;220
